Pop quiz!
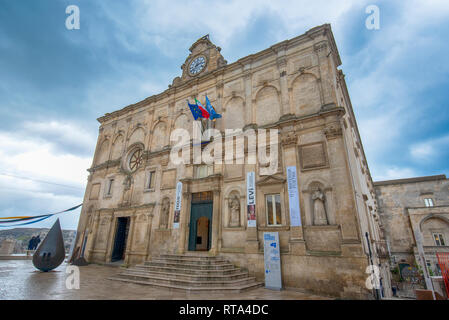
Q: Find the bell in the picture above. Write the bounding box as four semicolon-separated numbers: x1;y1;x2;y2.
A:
32;218;66;272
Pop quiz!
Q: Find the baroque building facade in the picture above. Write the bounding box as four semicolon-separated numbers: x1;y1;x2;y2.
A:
74;24;390;299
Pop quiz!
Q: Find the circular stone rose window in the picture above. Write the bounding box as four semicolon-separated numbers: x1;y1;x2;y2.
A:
128;148;143;172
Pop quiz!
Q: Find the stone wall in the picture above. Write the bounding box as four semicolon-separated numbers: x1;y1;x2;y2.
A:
375;175;449;296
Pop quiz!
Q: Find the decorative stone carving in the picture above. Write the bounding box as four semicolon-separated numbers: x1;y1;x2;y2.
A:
312;188;328;225
120;175;133;206
281;131;296;146
159;198;170;229
228;195;241;227
299;142;328;170
217;56;228;68
314;41;328;54
323;124;343;140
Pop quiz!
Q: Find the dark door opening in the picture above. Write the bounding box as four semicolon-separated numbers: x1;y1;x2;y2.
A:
196;216;210;251
188;192;213;251
111;217;130;262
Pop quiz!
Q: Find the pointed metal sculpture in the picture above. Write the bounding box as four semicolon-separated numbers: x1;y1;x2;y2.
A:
32;219;66;272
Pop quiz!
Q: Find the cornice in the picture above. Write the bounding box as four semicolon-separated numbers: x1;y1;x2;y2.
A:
97;24;336;124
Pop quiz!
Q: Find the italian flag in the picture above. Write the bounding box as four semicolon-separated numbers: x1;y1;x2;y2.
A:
195;98;210;119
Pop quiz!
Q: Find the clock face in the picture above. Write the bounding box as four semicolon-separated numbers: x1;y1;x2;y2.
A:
189;56;206;75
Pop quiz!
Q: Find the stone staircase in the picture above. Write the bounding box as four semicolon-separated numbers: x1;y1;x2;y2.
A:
108;253;263;293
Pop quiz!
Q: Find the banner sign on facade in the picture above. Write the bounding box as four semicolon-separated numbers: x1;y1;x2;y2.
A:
286;166;302;227
263;232;282;290
247;171;256;227
173;182;182;229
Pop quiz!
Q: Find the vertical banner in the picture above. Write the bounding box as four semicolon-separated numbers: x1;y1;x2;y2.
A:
263;232;282;290
173;182;182;229
286;166;302;227
247;171;256;227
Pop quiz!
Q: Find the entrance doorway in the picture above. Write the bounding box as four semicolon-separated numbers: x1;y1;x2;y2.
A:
111;217;130;262
196;216;210;251
188;192;213;251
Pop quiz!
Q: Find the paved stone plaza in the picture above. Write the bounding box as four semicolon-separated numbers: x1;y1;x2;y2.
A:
0;260;330;300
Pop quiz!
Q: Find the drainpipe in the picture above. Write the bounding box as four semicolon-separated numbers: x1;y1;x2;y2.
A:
365;232;380;300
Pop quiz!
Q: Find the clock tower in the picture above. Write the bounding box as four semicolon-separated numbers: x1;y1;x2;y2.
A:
172;35;227;86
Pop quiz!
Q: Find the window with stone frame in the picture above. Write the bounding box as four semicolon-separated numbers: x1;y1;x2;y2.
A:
145;170;156;190
195;164;213;179
424;198;434;207
105;178;114;197
265;194;282;226
433;233;446;246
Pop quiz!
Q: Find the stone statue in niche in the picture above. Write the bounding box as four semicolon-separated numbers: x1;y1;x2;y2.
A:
228;195;241;227
312;188;328;225
160;198;170;229
122;175;133;205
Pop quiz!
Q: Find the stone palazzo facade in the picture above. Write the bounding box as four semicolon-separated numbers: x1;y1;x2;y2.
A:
74;24;390;299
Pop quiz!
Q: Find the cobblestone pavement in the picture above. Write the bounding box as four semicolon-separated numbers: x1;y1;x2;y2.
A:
0;260;331;300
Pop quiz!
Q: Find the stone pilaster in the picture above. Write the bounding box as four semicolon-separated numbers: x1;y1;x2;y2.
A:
243;70;253;126
85;210;100;262
177;187;191;254
324;121;359;241
314;40;337;109
210;189;221;255
277;56;291;118
124;213;136;265
145;211;154;260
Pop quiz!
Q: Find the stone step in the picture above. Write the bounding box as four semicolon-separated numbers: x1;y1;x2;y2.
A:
132;264;243;275
144;261;235;270
108;276;264;293
109;253;262;293
152;257;230;265
159;254;224;261
116;271;257;287
122;269;250;281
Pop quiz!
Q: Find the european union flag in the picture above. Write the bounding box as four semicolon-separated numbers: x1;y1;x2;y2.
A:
205;96;222;121
187;100;202;120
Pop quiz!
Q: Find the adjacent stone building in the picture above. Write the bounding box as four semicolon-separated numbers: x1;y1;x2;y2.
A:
0;239;15;255
73;24;390;299
375;174;449;295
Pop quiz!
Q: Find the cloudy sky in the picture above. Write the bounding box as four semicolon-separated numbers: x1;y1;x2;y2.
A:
1;0;448;230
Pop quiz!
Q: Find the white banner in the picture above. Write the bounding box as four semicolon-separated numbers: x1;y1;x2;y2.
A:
173;182;182;229
247;171;256;227
286;166;302;227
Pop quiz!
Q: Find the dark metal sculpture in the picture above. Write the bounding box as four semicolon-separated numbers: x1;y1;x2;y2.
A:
32;219;65;272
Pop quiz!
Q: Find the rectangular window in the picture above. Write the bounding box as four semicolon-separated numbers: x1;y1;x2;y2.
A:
146;171;155;190
106;179;114;196
433;233;446;246
424;198;434;207
266;194;282;226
